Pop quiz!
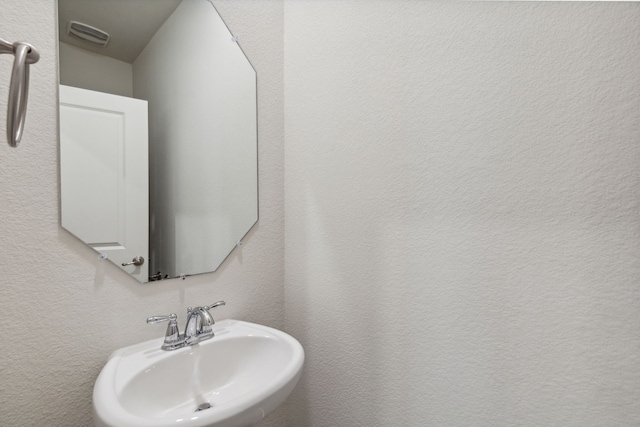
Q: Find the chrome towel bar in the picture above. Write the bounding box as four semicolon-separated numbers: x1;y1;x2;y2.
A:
0;38;40;147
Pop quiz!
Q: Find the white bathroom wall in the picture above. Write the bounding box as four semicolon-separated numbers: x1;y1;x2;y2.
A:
0;1;284;426
59;41;133;97
3;1;639;426
284;2;640;426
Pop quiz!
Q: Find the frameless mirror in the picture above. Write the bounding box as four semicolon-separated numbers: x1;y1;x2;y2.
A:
57;0;258;283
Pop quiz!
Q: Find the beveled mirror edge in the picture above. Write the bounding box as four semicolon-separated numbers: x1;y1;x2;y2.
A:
55;0;259;284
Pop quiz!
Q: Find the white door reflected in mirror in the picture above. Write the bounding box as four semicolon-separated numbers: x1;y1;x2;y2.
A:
60;85;149;282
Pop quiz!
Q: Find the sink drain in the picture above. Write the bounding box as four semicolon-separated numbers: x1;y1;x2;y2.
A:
195;402;212;412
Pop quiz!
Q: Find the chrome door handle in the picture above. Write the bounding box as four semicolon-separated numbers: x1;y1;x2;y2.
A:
122;256;144;266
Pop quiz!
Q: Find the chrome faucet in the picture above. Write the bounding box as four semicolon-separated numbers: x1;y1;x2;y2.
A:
184;302;226;344
147;301;226;351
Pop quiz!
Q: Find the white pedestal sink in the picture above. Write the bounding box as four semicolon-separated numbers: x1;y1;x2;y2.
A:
93;320;304;427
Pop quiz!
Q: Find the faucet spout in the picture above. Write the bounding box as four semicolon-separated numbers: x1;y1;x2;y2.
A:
184;303;224;344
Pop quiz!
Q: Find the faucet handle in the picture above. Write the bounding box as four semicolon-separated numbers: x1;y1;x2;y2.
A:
199;301;226;337
185;301;225;316
146;313;177;324
146;313;182;350
204;301;226;311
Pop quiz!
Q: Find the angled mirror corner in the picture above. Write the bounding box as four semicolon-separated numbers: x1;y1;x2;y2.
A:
57;0;258;283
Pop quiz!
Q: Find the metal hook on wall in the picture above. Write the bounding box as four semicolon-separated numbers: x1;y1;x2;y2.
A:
0;37;40;147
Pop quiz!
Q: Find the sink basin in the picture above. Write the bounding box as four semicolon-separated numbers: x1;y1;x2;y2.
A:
93;320;304;427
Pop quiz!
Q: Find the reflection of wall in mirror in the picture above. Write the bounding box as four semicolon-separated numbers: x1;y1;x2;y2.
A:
59;42;133;97
133;0;258;277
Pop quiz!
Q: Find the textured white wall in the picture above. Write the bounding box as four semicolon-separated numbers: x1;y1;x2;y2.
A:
0;1;284;426
59;41;133;97
4;1;640;426
284;2;640;426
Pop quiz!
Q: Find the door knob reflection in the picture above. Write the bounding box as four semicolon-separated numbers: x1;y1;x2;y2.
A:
122;256;144;267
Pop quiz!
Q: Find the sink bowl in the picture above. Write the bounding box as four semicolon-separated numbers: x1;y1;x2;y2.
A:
93;320;304;427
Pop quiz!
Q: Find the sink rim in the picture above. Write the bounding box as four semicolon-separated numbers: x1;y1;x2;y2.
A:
93;319;304;427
